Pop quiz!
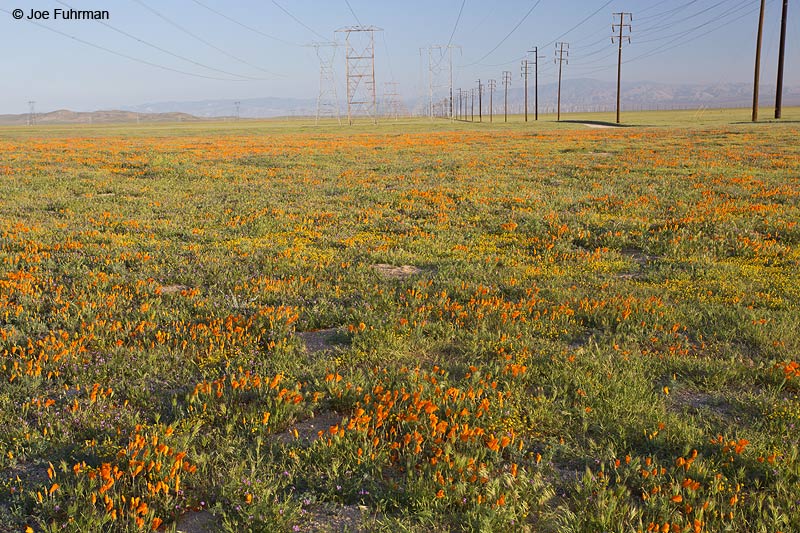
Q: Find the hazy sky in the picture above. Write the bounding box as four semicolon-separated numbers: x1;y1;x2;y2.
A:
1;0;798;113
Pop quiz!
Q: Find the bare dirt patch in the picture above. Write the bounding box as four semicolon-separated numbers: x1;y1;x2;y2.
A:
159;284;190;295
371;264;425;279
175;510;218;533
617;248;661;280
275;411;343;446
669;388;732;418
302;503;374;533
297;328;348;355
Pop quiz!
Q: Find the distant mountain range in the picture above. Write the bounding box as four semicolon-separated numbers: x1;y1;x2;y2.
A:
122;79;800;118
122;97;316;119
2;80;798;124
0;109;203;126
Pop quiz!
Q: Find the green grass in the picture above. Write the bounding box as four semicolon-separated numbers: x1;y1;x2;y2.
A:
0;109;799;532
3;106;799;139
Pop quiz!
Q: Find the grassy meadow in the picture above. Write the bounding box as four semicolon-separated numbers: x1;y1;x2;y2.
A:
1;109;799;532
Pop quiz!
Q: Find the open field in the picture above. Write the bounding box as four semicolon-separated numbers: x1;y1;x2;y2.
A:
1;110;799;532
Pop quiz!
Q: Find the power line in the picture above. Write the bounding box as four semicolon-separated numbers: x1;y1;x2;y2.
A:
0;7;250;81
636;0;700;23
541;0;614;49
468;0;613;69
271;1;328;41
461;0;543;67
188;0;301;47
132;0;285;77
382;31;396;82
569;0;770;79
637;0;747;35
54;0;269;80
447;0;467;48
571;0;756;69
344;0;364;27
624;0;771;65
636;0;752;44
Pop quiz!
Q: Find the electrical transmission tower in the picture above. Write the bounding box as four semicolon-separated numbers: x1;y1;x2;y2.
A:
502;71;512;122
309;41;342;125
554;42;569;121
421;44;460;119
27;101;36;127
487;79;496;122
336;26;382;125
383;82;405;119
528;47;545;120
612;13;632;124
234;101;241;121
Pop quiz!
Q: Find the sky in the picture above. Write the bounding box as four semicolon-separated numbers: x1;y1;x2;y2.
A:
0;0;798;114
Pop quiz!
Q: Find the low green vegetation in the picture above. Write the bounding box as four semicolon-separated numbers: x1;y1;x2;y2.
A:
0;110;798;532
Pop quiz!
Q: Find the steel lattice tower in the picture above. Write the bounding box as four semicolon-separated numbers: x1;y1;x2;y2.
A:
382;81;406;120
336;25;381;125
310;42;341;125
421;45;460;119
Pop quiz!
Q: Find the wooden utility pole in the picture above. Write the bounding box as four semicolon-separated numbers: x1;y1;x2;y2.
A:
477;79;483;122
613;13;632;124
470;88;475;121
521;59;530;122
753;0;766;122
457;88;462;120
502;70;512;122
488;79;496;122
528;47;545;120
555;42;569;121
775;0;789;118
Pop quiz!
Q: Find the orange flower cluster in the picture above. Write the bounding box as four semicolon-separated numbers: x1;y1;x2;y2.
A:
776;361;800;381
323;365;525;507
69;424;194;530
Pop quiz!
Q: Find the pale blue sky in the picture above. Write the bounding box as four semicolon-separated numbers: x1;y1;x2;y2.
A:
0;0;797;113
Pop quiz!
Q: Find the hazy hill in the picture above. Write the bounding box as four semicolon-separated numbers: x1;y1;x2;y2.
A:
123;97;316;118
0;109;205;126
118;80;800;118
5;80;798;124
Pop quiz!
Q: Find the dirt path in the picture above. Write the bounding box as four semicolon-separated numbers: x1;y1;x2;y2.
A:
582;123;616;129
